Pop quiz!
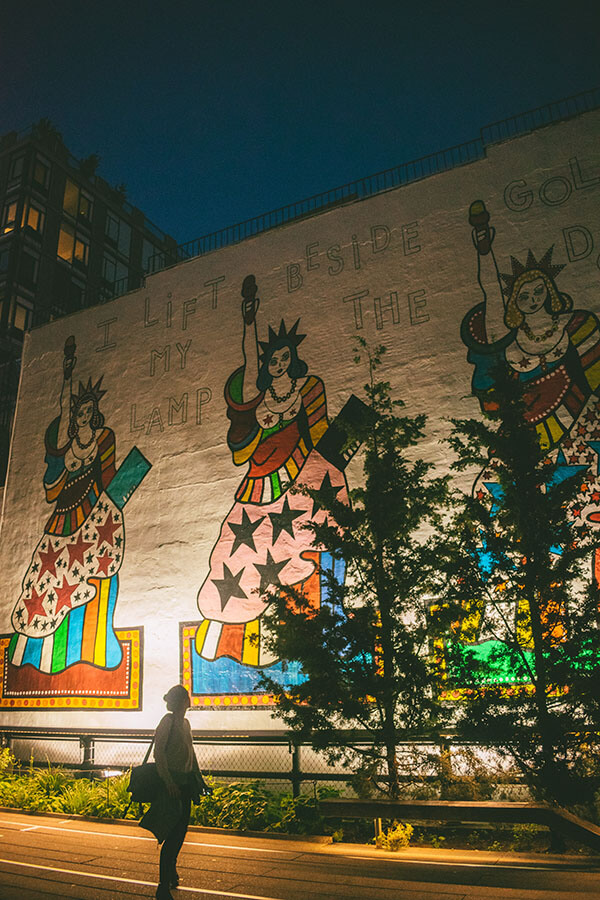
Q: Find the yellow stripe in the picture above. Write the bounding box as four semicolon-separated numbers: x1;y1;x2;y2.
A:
76;506;85;528
305;393;325;417
286;457;299;480
585;359;600;391
232;430;262;466
93;580;109;666
546;414;564;445
242;619;260;666
194;619;210;655
240;479;254;503
300;375;318;396
100;443;115;463
298;438;308;456
310;419;328;444
571;315;596;347
536;421;550;450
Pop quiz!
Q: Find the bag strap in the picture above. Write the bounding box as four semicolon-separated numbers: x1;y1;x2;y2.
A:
140;734;155;766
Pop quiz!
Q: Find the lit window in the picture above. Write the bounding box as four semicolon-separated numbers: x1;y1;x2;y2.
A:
74;237;89;265
13;300;31;333
22;202;45;235
57;223;75;261
33;157;50;189
2;201;18;235
63;178;93;221
63;179;79;216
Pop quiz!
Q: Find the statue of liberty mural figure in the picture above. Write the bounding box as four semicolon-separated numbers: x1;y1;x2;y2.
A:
195;276;350;677
8;337;150;675
460;202;600;647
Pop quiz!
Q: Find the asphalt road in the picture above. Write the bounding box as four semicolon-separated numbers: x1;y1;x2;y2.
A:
0;809;599;900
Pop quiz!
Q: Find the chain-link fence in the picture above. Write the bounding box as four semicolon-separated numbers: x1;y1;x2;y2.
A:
0;728;530;800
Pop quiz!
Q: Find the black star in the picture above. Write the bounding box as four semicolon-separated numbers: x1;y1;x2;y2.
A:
115;514;120;521
41;542;47;551
229;509;265;554
311;470;345;518
25;580;32;591
86;553;94;565
254;550;291;594
32;618;40;630
115;536;122;548
73;566;80;577
15;607;24;621
91;514;97;523
84;589;91;599
212;563;247;612
115;554;121;563
74;592;81;602
41;621;48;631
50;618;57;628
31;562;39;573
269;496;303;543
79;575;85;583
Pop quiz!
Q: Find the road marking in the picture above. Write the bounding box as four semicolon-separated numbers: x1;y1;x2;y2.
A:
0;857;284;899
345;853;588;872
0;818;287;853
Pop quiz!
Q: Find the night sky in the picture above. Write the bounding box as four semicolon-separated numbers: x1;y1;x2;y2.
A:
3;0;599;244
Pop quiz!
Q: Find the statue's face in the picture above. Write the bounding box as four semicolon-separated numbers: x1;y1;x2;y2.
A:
76;400;94;429
516;277;548;316
268;346;291;379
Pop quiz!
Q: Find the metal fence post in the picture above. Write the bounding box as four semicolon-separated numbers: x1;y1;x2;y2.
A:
80;736;95;771
290;739;301;797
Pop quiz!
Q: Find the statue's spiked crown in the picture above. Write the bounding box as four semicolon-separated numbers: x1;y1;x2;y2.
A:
259;319;305;365
499;245;565;297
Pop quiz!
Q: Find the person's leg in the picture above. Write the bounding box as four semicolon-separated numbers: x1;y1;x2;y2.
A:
159;790;192;889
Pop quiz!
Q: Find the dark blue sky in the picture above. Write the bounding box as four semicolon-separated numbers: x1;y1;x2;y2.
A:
3;0;599;244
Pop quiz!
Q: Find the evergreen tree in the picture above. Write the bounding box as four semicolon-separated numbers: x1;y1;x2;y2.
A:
437;367;600;812
259;341;450;798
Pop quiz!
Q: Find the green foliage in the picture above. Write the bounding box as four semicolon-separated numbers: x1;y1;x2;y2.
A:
259;341;451;797
375;821;413;851
436;368;600;813
0;746;17;775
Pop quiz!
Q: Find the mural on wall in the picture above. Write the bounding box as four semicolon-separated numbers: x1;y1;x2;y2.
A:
0;337;151;709
182;275;361;708
456;200;600;685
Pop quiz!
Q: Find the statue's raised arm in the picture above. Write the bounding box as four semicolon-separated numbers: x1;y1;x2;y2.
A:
240;275;260;402
469;201;507;344
57;335;76;447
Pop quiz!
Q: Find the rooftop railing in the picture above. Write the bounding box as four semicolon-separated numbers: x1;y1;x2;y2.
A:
146;86;600;278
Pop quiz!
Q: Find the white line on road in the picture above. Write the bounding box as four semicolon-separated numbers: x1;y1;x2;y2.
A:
0;857;285;900
0;819;286;853
345;853;582;872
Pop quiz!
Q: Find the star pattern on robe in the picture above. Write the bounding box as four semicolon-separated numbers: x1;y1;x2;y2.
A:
269;496;303;543
95;511;120;549
254;550;291;594
311;470;345;518
229;509;265;555
212;563;248;611
22;587;48;625
66;533;94;568
54;575;80;615
38;539;64;581
95;551;114;577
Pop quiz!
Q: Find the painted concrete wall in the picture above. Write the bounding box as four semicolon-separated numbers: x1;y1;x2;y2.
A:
1;109;599;731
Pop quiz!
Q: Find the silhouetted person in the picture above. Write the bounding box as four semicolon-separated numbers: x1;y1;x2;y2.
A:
141;684;199;900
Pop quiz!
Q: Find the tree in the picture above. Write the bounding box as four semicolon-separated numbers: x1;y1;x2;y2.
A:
436;367;600;813
259;341;450;798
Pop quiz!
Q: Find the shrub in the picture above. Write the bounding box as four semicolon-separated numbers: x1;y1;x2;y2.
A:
375;821;413;851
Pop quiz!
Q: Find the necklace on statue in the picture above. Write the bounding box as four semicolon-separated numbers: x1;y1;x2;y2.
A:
75;428;96;450
268;377;297;404
521;316;559;344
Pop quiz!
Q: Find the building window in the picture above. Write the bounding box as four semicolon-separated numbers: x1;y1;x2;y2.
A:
21;201;45;236
57;222;89;267
18;251;39;288
33;156;50;189
9;155;25;183
105;212;131;258
2;201;18;235
0;247;10;274
12;298;32;334
63;178;93;222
